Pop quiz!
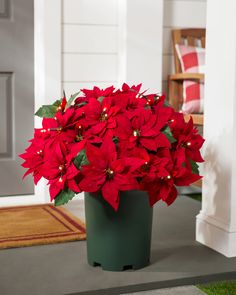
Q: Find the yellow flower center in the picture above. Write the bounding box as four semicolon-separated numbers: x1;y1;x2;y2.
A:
100;108;108;121
133;130;141;137
105;168;114;179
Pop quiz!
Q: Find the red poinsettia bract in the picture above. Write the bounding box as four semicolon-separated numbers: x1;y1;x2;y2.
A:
79;138;139;211
20;83;204;210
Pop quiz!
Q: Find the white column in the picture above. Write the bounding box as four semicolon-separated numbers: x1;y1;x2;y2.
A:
118;0;163;93
196;0;236;257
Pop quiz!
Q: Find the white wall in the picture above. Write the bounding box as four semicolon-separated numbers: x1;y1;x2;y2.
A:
162;0;207;94
125;0;163;92
62;0;164;95
62;0;119;95
62;0;207;97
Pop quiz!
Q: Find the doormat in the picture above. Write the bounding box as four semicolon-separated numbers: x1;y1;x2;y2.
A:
0;204;86;249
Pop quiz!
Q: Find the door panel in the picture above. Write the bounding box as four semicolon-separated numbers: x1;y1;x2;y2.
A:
0;0;34;196
0;0;10;18
0;72;12;157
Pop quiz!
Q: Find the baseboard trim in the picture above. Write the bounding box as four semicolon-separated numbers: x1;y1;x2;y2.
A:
196;214;236;257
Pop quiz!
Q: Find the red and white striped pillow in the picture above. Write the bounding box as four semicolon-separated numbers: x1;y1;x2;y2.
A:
175;44;205;114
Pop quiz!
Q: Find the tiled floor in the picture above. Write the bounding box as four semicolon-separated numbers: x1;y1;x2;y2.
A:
65;197;207;294
63;196;207;295
1;196;236;295
63;194;85;221
63;195;206;295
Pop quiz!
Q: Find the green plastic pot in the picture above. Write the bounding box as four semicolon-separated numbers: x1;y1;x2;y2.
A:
84;190;153;271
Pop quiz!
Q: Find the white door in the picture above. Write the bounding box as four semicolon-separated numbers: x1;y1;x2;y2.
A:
0;0;34;196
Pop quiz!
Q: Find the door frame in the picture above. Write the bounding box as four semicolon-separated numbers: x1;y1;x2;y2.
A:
0;0;62;207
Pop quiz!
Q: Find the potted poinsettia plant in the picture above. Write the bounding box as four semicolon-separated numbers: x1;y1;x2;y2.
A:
20;83;204;271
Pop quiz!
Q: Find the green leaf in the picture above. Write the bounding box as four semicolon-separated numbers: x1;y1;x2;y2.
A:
53;99;62;107
66;91;80;108
35;105;58;118
74;149;89;169
154;95;160;101
190;159;200;175
75;101;87;108
162;126;176;144
164;101;171;107
112;137;119;144
54;189;75;206
97;96;105;103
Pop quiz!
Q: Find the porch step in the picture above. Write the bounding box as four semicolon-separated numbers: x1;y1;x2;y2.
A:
123;285;205;295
